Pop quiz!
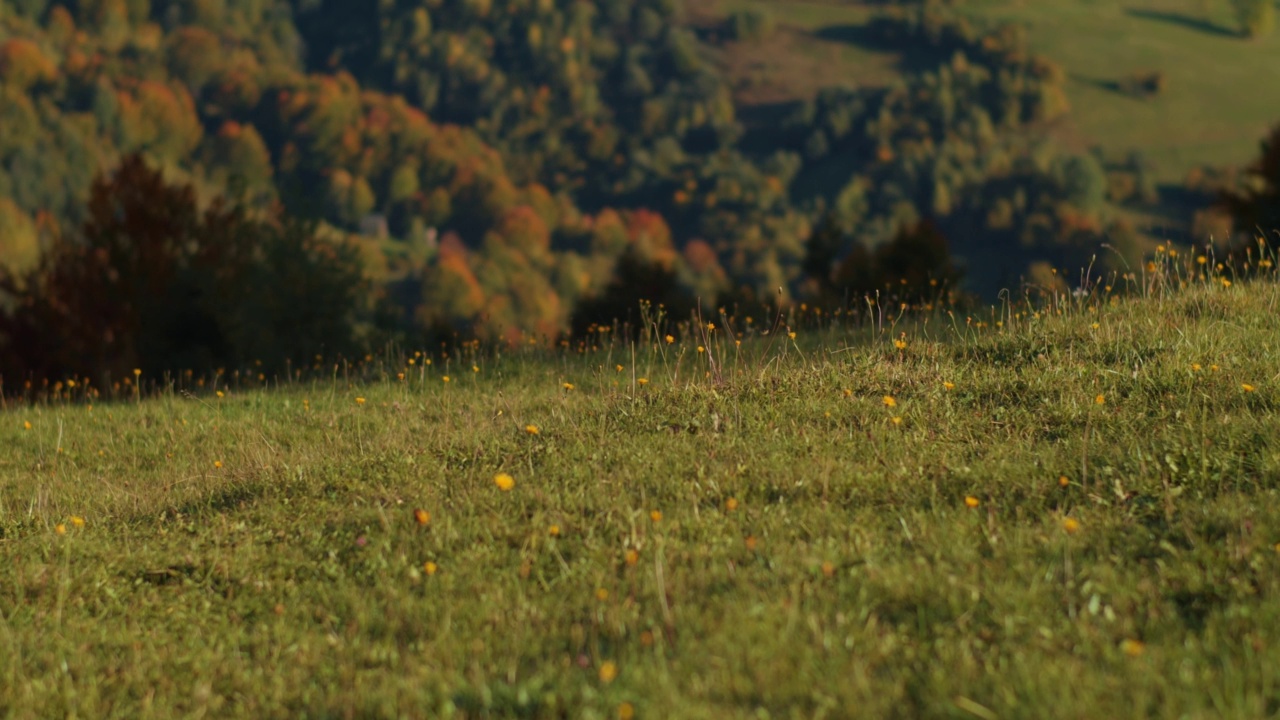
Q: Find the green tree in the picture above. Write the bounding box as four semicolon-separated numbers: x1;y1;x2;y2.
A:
389;164;420;203
1058;154;1107;216
0;198;40;278
1232;0;1275;38
801;211;844;304
208;121;275;200
166;27;225;92
1219;123;1280;256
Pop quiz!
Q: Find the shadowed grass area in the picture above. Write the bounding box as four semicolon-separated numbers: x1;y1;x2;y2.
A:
3;272;1280;717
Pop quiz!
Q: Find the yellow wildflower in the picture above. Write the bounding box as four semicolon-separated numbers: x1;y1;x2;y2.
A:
1120;639;1145;657
494;473;515;491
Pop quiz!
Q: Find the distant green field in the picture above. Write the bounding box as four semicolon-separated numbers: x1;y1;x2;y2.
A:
4;264;1280;717
962;0;1280;180
711;0;1280;182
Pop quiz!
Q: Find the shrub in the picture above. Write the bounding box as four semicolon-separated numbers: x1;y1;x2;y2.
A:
726;9;776;43
1120;70;1166;99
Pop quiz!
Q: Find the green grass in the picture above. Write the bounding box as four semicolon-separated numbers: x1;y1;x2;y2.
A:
4;274;1280;718
959;0;1280;181
710;0;1280;183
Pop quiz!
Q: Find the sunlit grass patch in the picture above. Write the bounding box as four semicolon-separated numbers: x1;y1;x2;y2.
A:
2;277;1279;717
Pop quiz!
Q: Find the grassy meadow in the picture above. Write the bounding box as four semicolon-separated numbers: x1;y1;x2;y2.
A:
3;259;1280;718
959;0;1280;178
712;0;1280;181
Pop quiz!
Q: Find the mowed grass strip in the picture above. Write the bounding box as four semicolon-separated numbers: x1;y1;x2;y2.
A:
3;282;1280;718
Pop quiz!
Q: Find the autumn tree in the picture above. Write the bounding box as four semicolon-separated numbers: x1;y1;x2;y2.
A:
808;217;963;309
0;154;368;387
1219;122;1280;259
0;39;58;91
570;243;696;338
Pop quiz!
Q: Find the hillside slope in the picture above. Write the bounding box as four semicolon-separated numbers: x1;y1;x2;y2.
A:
3;275;1279;717
4;0;1232;331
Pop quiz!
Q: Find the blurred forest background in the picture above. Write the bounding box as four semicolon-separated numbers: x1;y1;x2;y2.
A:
1;0;1278;383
